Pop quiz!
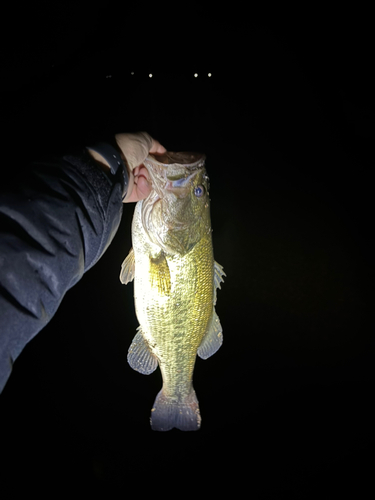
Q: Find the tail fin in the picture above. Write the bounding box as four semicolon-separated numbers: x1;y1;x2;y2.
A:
150;389;201;431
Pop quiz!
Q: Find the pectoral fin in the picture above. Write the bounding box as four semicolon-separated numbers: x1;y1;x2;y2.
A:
197;309;223;360
127;327;158;375
150;252;171;296
120;248;135;284
214;261;226;305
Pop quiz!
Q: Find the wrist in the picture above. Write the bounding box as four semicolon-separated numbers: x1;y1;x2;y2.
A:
86;142;129;200
86;148;112;172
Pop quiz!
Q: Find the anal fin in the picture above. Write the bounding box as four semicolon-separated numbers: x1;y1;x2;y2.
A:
127;327;158;375
197;309;223;360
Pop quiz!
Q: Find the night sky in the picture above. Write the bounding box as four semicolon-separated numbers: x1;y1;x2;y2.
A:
1;4;374;496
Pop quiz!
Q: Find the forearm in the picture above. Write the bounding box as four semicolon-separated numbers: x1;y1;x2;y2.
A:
0;150;124;392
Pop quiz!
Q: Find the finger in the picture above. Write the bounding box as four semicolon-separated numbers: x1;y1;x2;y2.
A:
150;139;167;155
136;165;150;181
135;174;151;199
133;165;140;177
123;167;151;203
115;132;153;171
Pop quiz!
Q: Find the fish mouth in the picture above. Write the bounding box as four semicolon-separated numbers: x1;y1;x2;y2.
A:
145;151;206;169
143;151;206;194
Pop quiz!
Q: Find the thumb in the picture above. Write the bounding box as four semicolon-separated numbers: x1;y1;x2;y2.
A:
115;132;154;171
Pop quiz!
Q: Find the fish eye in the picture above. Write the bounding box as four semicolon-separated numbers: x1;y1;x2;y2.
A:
194;185;205;197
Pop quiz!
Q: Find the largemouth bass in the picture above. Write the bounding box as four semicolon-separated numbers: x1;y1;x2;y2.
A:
120;151;225;431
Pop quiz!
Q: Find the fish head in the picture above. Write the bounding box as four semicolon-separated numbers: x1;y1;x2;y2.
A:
142;152;211;256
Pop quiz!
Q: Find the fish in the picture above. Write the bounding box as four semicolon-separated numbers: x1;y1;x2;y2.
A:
120;151;225;431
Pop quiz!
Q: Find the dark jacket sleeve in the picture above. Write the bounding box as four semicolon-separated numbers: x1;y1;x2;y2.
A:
0;150;125;392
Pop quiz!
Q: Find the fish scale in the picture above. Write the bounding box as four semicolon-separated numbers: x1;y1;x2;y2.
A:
120;151;225;431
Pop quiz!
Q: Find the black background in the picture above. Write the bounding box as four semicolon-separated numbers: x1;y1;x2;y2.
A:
1;3;374;497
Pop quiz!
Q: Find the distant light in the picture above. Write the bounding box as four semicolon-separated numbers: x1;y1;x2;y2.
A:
194;73;198;78
106;75;112;78
208;73;212;77
131;72;134;75
149;73;153;78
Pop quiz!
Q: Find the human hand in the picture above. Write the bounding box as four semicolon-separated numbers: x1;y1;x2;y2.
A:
115;132;166;203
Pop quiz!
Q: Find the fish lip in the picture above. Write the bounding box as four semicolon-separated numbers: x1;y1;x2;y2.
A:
145;152;206;170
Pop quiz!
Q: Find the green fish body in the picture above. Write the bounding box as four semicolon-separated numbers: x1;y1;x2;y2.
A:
120;152;224;431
